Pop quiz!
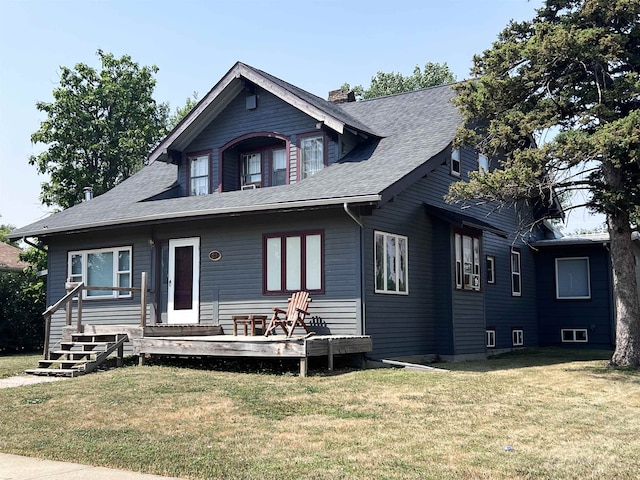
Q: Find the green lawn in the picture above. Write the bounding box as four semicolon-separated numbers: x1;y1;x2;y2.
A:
1;349;639;479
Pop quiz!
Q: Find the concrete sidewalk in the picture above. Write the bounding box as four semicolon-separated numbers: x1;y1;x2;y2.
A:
0;453;185;480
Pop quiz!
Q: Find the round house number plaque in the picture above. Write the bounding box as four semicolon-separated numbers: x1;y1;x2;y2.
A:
208;250;222;262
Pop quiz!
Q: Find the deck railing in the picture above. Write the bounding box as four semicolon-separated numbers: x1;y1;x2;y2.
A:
41;272;148;359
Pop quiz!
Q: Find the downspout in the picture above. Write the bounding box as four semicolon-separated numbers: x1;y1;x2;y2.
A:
343;203;366;336
22;237;47;253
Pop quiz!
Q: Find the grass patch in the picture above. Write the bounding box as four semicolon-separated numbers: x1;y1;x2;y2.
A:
0;349;639;479
0;353;41;378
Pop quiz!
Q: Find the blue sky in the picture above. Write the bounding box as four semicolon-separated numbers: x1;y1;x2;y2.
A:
0;0;604;231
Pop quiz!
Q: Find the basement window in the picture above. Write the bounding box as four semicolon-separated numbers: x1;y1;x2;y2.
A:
561;329;588;343
486;329;496;348
512;329;524;347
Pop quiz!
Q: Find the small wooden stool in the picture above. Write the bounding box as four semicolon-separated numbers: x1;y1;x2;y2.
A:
232;315;267;336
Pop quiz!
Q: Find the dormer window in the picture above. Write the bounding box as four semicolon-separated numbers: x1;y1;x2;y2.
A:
219;133;289;192
299;134;326;180
451;148;461;176
272;148;287;186
188;152;211;196
241;152;262;188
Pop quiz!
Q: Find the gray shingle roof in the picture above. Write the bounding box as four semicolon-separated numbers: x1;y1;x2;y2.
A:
9;70;462;239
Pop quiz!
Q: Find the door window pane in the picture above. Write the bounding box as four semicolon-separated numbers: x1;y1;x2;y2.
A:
174;245;194;310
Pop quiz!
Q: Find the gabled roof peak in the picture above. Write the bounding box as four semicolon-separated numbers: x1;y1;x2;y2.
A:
149;61;379;164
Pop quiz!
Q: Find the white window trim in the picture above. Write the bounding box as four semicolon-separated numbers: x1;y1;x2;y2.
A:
374;231;409;295
561;328;589;343
486;255;496;284
451;148;461;176
512;329;524;346
188;153;210;196
555;257;591;300
454;232;481;291
511;249;522;297
486;329;496;348
68;246;132;299
299;135;325;180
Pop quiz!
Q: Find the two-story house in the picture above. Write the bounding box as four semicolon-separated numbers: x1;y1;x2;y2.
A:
11;62;631;369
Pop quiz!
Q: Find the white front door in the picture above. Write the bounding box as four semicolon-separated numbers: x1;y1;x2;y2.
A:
167;237;200;324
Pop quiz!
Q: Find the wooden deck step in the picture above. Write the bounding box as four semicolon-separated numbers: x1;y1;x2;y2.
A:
25;368;81;377
37;359;86;369
27;333;128;377
50;351;97;360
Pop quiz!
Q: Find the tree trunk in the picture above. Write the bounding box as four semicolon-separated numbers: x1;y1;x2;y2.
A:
608;209;640;367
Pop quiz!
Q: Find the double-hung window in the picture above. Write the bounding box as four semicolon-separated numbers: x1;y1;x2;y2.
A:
271;148;287;186
68;247;132;299
241;152;262;187
299;135;325;179
555;257;591;299
374;231;408;294
454;232;480;291
264;231;323;293
451;148;461;176
486;255;496;284
511;249;522;296
188;153;210;196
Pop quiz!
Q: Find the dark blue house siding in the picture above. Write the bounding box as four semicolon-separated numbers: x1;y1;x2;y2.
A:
362;180;437;360
45;226;154;348
44;209;362;347
180;87;337;193
424;146;541;354
535;245;614;348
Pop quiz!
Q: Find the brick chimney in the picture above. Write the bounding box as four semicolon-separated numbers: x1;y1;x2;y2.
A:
328;89;356;103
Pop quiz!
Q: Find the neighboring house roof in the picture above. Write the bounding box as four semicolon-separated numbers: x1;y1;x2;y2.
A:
8;63;461;239
532;233;610;247
0;242;29;272
533;231;639;247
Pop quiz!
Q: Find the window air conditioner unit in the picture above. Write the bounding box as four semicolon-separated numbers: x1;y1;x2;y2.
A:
241;184;259;190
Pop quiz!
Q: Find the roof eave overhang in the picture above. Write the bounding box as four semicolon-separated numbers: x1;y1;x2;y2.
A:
17;194;382;238
424;203;509;238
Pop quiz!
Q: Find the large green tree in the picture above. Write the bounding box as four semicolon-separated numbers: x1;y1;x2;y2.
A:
448;0;640;366
30;50;170;209
343;62;456;100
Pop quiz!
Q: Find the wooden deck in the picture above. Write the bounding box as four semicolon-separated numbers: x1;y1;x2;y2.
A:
69;324;371;377
132;333;372;377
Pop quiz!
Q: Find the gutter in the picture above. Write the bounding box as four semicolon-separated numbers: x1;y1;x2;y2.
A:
11;194;382;238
